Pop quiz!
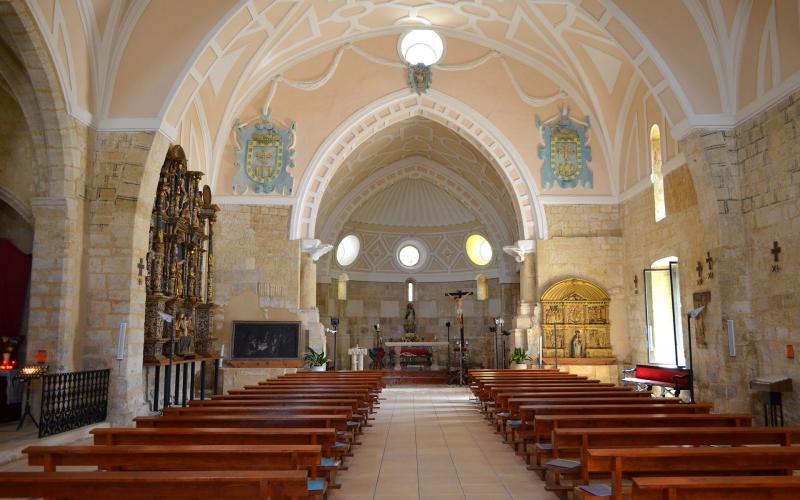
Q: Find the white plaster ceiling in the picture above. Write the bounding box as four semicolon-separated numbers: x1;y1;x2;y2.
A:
350;178;476;228
316;116;517;242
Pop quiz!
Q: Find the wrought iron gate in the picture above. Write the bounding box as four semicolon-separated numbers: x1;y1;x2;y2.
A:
39;368;110;438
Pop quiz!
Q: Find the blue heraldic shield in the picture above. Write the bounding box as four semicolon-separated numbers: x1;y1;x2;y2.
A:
233;109;295;195
536;108;593;189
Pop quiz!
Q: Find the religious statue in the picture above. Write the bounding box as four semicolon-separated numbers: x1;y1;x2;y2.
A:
526;302;542;360
404;302;417;334
570;331;584;358
174;258;185;298
175;313;194;357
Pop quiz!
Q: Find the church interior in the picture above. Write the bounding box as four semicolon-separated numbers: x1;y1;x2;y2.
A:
0;0;799;498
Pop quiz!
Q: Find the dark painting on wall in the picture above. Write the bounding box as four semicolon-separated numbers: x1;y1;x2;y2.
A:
232;321;301;359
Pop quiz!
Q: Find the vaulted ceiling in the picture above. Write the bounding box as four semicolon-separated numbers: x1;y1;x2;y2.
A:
24;0;800;241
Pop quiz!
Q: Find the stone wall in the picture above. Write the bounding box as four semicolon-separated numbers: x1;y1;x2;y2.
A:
317;279;518;369
544;204;622;238
212;205;302;361
0;199;33;253
737;90;800;422
0;85;34;207
536;235;627;365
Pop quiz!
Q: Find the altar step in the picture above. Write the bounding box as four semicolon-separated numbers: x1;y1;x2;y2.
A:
382;370;449;386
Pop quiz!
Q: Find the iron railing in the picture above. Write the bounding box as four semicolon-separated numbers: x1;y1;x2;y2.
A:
39;368;110;438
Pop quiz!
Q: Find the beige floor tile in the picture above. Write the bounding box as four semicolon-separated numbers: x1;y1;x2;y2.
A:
331;386;557;500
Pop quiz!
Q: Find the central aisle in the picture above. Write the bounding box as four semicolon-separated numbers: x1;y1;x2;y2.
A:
330;386;555;500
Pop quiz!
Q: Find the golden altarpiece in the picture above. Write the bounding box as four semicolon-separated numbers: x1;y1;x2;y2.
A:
143;145;219;363
541;278;613;359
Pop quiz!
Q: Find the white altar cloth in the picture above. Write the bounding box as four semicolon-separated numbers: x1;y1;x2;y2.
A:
348;345;368;371
384;342;449;371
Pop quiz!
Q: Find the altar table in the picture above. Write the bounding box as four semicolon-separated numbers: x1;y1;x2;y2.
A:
384;342;449;371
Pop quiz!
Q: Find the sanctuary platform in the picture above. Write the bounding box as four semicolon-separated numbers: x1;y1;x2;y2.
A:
381;370;449;386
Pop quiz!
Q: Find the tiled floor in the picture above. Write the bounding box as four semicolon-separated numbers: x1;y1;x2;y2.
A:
330;386;556;500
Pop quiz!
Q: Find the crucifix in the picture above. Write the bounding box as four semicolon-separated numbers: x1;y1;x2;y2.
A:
705;251;714;279
137;258;146;285
695;261;704;285
446;290;473;385
633;275;639;295
771;241;781;273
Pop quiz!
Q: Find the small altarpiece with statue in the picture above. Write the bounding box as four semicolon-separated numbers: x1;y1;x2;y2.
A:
541;278;613;361
143;145;219;363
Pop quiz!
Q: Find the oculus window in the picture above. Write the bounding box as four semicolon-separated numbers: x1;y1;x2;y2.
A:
643;257;685;367
396;239;427;270
398;244;421;268
466;234;493;266
400;30;444;66
336;234;360;267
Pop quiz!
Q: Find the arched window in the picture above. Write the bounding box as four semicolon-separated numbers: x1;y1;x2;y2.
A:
475;274;488;301
406;278;416;303
650;125;666;221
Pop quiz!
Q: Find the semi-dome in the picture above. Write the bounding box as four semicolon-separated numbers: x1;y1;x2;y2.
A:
350;178;476;228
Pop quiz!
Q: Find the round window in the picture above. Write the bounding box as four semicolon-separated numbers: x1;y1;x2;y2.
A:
335;234;360;267
466;234;493;266
398;244;420;268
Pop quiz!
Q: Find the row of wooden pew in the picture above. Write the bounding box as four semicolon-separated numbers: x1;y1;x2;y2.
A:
469;368;800;499
0;371;386;499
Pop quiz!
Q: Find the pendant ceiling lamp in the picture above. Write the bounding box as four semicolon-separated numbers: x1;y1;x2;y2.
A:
400;29;444;66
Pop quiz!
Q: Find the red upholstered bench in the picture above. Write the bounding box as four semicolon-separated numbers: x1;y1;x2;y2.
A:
622;364;691;397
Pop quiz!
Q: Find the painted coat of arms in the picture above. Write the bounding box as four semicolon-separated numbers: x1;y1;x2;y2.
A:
536;107;593;189
233;109;295;195
408;63;432;94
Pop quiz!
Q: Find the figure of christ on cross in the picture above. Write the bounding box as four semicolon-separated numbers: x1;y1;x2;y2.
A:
446;290;473;385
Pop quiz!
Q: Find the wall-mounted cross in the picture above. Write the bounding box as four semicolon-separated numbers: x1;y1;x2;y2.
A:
633;275;639;295
705;251;714;279
137;258;146;285
771;241;781;273
695;261;704;285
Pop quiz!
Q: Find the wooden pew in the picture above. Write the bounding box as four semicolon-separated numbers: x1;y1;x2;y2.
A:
134;414;349;432
0;470;309;499
91;427;339;457
163;405;354;417
188;398;360;409
532;413;753;447
578;446;800;500
517;404;714;463
631;476;800;500
546;426;800;490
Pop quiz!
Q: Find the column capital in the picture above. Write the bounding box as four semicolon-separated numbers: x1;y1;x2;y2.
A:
502;239;537;263
301;238;333;262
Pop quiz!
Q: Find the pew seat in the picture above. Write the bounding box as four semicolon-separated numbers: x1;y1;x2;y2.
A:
631;475;800;499
0;470;310;499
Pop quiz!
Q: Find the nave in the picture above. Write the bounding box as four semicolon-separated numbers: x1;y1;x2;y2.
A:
329;386;550;500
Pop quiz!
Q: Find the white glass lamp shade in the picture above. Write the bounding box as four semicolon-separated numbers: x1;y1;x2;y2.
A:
400;30;444;66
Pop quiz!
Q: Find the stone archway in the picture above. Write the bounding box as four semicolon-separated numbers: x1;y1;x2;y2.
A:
292;89;547;243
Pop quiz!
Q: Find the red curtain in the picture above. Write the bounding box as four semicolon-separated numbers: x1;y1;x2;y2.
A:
0;239;31;337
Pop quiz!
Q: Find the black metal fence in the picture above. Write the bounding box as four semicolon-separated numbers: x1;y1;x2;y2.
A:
39;369;110;438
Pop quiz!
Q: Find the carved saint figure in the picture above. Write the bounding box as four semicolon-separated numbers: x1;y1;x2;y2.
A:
570;331;584;358
404;302;417;334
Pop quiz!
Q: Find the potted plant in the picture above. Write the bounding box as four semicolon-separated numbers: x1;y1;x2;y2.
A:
510;347;532;370
303;347;329;372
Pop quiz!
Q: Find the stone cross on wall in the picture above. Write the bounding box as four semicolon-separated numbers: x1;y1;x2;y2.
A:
137;258;146;285
695;261;704;285
771;241;781;273
705;251;714;279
